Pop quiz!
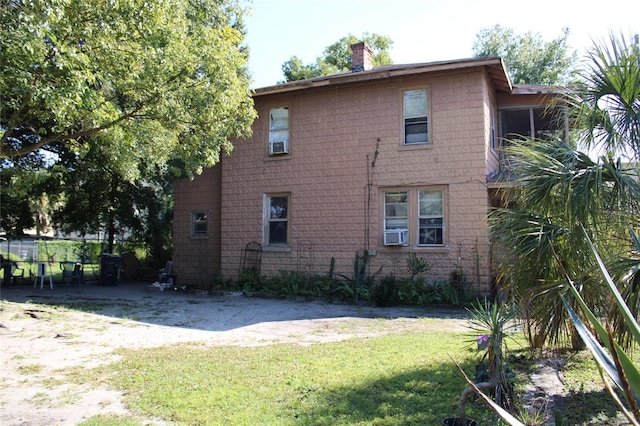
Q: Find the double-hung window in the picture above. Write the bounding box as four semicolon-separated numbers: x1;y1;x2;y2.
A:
382;188;446;247
418;190;444;245
192;211;208;236
383;192;409;245
403;89;429;145
269;107;289;155
266;195;289;246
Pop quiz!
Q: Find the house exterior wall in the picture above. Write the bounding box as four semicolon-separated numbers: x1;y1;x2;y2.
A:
173;165;222;285
215;67;495;293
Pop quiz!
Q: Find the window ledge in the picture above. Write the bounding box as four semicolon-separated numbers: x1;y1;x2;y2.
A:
190;235;209;240
398;143;432;151
377;245;450;254
264;154;291;162
263;245;291;252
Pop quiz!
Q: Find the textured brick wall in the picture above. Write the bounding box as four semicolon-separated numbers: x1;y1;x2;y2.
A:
173;166;222;285
218;68;495;292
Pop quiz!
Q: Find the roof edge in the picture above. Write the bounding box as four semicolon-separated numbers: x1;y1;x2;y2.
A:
253;56;512;96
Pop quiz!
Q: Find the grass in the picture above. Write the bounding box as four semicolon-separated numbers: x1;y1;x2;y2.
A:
560;350;631;425
75;332;499;425
50;314;633;425
79;415;142;426
18;363;43;374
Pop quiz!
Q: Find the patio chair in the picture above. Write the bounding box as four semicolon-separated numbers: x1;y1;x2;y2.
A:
2;260;25;286
60;261;83;286
148;260;177;291
34;261;54;289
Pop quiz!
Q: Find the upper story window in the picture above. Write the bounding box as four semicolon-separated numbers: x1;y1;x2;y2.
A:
192;211;208;236
403;89;429;145
265;194;289;246
269;106;289;155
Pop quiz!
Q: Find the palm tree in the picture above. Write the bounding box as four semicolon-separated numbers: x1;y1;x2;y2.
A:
491;33;640;349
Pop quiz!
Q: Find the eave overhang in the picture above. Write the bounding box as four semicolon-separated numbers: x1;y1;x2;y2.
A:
253;56;513;97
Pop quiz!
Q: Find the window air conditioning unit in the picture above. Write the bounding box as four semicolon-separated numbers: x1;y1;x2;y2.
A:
384;229;408;246
270;140;288;155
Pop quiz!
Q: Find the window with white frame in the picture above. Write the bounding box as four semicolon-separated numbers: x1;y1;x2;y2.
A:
403;89;429;144
266;195;289;245
192;211;208;236
269;106;289;155
382;188;446;247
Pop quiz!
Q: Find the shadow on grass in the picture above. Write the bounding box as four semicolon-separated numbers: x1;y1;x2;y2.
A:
561;388;627;425
288;366;488;425
104;342;491;426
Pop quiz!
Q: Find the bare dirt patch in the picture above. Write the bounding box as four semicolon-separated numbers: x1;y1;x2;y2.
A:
0;283;469;425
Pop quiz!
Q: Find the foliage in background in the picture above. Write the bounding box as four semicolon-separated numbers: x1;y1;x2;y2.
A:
473;24;577;85
49;142;174;255
281;33;393;82
0;167;41;234
34;240;103;263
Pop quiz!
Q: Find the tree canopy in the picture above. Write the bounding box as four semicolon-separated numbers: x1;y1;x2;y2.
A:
472;25;577;85
0;0;256;178
281;33;393;82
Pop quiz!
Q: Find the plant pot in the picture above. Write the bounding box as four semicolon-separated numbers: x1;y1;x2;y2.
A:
441;418;478;426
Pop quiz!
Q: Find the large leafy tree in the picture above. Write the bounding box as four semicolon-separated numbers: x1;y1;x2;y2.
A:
473;25;577;85
0;0;256;177
281;33;393;82
491;34;640;349
50;139;173;255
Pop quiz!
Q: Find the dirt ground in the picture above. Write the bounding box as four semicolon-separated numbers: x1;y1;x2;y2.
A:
0;282;471;426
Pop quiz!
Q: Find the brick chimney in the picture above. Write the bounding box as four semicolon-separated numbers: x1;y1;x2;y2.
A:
351;42;373;72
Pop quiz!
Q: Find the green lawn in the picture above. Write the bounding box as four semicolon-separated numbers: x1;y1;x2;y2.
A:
76;331;499;425
50;312;630;425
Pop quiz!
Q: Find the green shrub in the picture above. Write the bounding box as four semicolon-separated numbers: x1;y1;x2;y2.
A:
370;273;399;306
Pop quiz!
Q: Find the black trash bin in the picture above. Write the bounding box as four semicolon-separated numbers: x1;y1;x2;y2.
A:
100;254;121;286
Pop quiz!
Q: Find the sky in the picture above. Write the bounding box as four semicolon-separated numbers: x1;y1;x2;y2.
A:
242;0;639;89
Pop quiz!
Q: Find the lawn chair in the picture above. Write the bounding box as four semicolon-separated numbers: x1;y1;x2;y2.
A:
158;260;176;285
60;261;83;286
34;261;54;289
148;260;177;291
2;260;25;286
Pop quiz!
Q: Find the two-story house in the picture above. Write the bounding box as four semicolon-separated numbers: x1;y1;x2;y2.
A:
173;42;559;294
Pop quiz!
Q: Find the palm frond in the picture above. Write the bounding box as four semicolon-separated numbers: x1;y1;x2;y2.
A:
567;33;640;159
